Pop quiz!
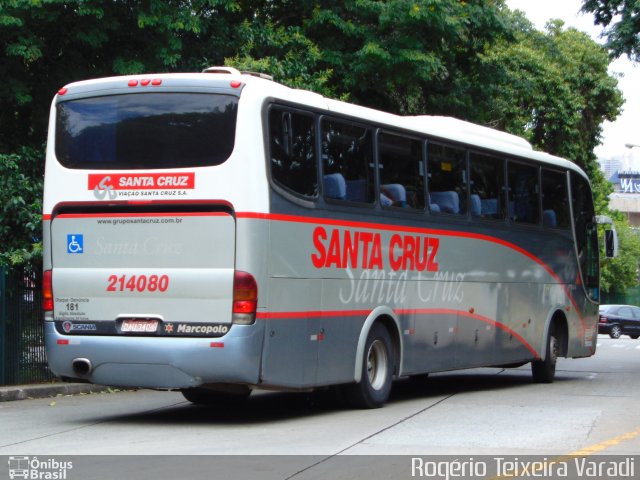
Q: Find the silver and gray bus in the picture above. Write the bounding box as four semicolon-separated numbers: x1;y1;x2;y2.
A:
43;67;605;408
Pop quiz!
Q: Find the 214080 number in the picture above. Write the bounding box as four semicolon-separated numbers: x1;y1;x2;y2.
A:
106;274;169;293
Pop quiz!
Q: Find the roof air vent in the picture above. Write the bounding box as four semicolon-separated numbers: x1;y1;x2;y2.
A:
202;66;242;75
201;66;273;81
240;71;274;81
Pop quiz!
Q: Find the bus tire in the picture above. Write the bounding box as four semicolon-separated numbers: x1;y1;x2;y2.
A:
343;323;394;409
181;387;250;406
531;326;559;383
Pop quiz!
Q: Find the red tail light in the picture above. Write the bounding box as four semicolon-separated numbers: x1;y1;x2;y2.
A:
232;271;257;324
599;315;608;323
43;270;53;312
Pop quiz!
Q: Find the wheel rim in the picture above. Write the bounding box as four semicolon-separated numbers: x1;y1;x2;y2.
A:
612;326;621;338
549;335;559;364
366;339;389;391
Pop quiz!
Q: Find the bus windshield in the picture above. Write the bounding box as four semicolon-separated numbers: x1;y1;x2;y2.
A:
55;93;238;169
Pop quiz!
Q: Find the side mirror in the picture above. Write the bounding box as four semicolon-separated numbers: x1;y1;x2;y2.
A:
596;215;618;258
604;229;618;258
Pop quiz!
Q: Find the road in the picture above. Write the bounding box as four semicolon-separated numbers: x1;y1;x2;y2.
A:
0;335;639;478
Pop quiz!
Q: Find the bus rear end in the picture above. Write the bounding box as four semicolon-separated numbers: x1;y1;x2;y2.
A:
43;72;266;392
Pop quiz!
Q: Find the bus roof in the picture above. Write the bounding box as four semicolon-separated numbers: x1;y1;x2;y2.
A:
57;68;587;179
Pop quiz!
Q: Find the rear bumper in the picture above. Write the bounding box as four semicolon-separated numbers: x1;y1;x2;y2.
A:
597;324;612;334
45;321;264;389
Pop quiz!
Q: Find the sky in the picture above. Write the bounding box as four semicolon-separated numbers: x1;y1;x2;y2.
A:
505;0;640;160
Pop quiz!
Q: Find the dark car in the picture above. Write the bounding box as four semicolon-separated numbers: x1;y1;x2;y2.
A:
598;304;640;339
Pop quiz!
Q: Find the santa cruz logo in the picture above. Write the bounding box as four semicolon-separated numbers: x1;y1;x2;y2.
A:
93;175;117;200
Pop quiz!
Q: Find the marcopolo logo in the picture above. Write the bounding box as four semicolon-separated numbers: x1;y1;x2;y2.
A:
163;323;230;337
8;456;73;479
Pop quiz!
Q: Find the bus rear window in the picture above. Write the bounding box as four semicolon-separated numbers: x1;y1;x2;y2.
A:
55;93;238;169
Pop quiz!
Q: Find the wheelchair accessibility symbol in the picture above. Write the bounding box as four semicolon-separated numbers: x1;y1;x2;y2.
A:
67;234;84;254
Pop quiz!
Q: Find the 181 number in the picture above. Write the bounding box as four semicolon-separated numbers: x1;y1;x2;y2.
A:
106;274;169;293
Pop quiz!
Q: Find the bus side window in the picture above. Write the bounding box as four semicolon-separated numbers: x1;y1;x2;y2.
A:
541;169;570;229
321;119;374;203
469;152;505;220
268;107;317;198
427;142;467;215
378;132;425;209
507;161;540;224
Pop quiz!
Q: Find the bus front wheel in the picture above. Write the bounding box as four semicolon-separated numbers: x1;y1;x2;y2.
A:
531;326;559;383
342;323;394;408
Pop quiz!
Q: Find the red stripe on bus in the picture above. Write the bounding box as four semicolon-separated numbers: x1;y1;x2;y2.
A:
239;211;585;329
257;309;371;319
257;307;540;359
396;308;540;359
239;211;550;270
54;212;229;219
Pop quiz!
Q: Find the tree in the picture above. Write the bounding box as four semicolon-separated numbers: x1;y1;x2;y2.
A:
0;148;42;266
599;217;640;293
480;17;623;169
582;0;640;61
0;0;239;264
227;0;514;116
0;0;249;152
0;0;631;283
461;13;633;292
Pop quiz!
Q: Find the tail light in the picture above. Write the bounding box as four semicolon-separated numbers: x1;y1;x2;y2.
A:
43;270;53;312
232;271;257;325
599;315;608;324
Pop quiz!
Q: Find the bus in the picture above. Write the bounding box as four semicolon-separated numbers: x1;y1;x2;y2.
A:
43;67;612;408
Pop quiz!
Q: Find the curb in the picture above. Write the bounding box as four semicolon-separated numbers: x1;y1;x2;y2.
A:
0;383;111;402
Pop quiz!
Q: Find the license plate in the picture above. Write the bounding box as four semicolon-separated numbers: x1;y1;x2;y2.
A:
121;319;159;333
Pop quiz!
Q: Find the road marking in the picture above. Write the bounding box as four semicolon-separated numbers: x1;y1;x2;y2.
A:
568;426;640;456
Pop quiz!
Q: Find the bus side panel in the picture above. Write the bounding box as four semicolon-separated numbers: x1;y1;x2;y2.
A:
260;278;320;388
263;190;594;387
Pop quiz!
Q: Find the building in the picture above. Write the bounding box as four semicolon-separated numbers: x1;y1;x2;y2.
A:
601;148;640;227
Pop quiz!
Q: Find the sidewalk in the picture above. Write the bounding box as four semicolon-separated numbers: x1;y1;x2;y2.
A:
0;382;110;402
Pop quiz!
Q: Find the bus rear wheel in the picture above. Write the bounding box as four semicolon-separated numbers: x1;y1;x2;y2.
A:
531;327;560;383
342;323;394;409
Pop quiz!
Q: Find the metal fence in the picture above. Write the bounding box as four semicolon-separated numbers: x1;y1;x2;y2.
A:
600;286;640;307
0;263;55;385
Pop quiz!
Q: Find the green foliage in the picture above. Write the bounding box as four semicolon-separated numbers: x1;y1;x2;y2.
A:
599;220;640;293
0;147;43;266
304;0;513;116
0;0;248;151
0;0;636;289
477;14;633;293
225;21;337;97
582;0;640;61
481;17;623;171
